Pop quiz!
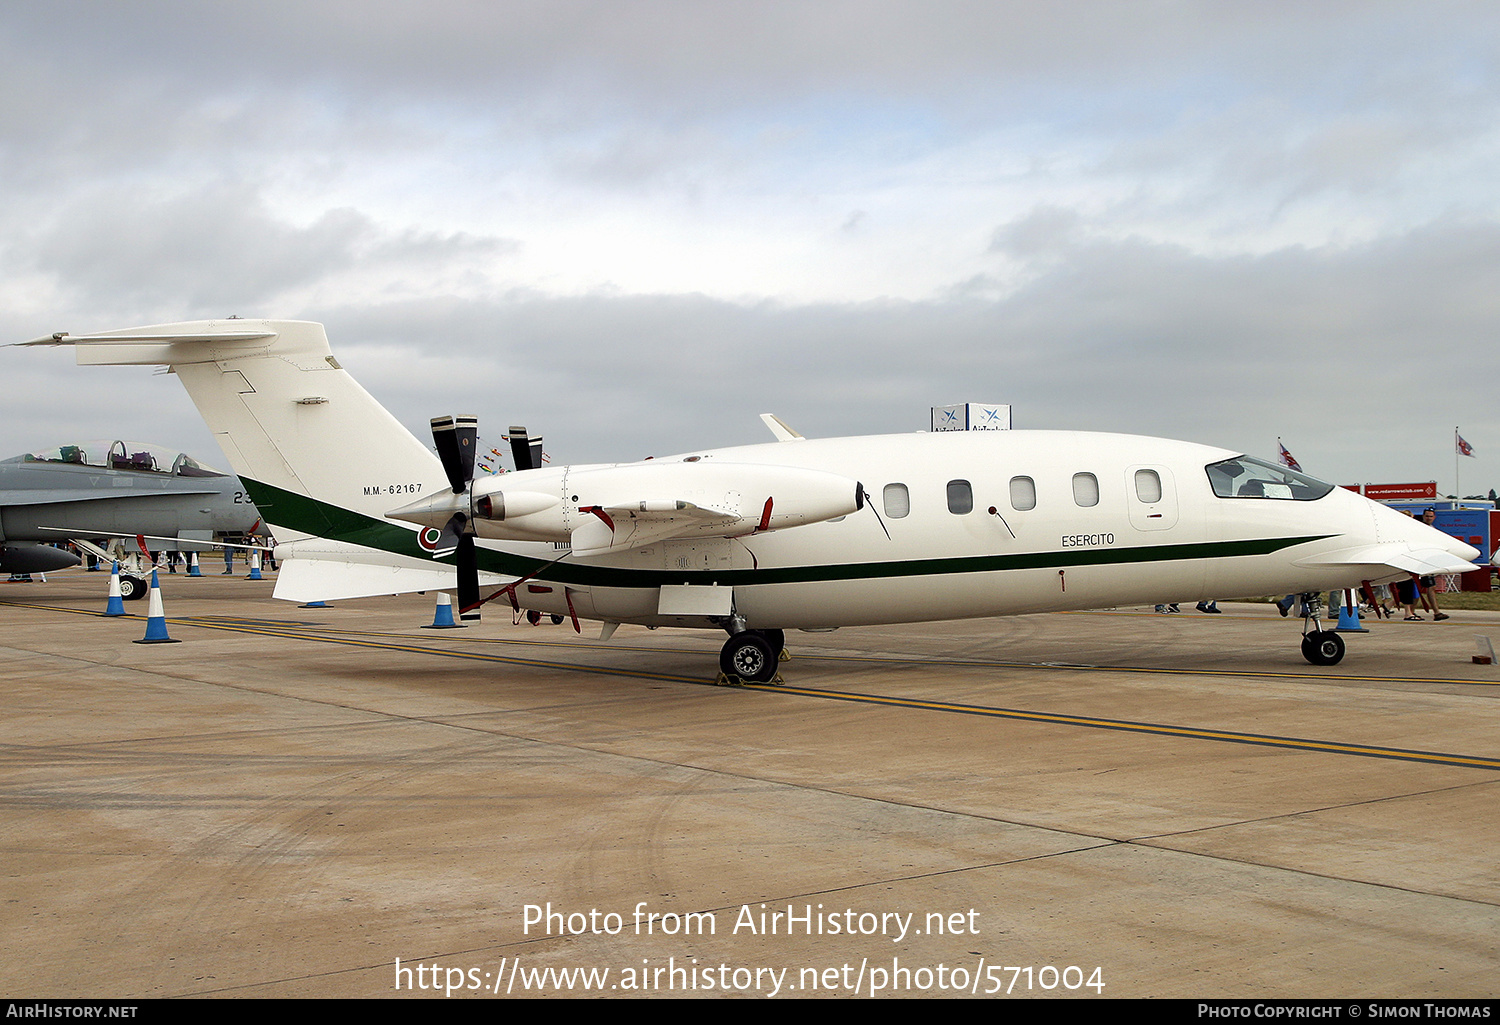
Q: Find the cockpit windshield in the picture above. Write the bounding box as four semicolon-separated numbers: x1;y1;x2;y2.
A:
3;441;227;478
1206;456;1334;501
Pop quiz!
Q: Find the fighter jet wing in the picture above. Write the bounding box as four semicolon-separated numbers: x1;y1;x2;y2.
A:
2;487;222;505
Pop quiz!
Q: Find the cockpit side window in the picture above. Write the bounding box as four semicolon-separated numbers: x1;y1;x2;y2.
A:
1205;456;1334;501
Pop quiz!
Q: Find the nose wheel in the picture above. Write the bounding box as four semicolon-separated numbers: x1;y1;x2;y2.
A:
1301;630;1345;666
1294;593;1347;666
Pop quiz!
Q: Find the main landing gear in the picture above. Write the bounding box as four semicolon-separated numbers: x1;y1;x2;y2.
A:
1291;592;1346;666
718;628;787;685
117;575;149;601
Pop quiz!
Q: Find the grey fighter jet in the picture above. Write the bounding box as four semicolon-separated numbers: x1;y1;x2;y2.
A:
1;440;263;595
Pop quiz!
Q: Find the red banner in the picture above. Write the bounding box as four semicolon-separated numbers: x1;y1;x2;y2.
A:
1362;482;1438;501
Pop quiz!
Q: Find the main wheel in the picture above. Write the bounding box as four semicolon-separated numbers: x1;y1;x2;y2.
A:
119;575;148;601
719;632;777;683
1301;630;1345;666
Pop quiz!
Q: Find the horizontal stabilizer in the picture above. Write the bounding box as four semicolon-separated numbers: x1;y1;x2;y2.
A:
1295;543;1479;578
19;328;275;346
13;320;332;370
273;555;511;603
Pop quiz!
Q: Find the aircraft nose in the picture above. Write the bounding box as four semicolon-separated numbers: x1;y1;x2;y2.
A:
1413;515;1481;564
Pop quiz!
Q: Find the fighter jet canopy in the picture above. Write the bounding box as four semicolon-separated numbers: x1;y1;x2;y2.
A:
2;441;229;478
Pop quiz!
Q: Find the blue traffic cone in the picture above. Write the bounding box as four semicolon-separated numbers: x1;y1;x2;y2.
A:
187;552;202;577
134;571;180;644
1335;589;1368;633
246;549;263;580
104;561;125;616
423;592;463;629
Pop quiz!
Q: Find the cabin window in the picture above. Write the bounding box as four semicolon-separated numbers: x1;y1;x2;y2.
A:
1072;472;1099;508
1009;476;1036;511
1205;456;1334;501
882;483;910;518
946;479;973;515
1134;469;1162;504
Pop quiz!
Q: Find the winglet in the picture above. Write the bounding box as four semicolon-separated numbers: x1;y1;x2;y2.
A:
760;413;804;442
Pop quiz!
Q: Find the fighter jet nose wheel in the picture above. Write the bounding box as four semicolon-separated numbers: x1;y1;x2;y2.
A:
1301;630;1346;666
720;632;778;683
119;575;148;601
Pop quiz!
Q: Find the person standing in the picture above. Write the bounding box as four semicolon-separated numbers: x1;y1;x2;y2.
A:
1418;509;1451;621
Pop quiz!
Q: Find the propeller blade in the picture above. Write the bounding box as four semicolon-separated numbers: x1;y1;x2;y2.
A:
509;424;544;472
427;512;466;556
432;415;478;493
456;534;480;620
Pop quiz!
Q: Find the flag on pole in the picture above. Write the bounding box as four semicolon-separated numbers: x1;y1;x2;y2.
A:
1456;432;1475;458
1277;440;1302;472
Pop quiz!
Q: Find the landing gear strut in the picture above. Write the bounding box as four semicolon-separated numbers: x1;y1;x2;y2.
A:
1295;592;1346;666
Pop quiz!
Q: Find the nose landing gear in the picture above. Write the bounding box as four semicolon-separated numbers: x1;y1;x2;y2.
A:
1294;593;1346;666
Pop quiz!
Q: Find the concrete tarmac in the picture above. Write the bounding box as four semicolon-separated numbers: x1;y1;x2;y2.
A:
2;572;1497;999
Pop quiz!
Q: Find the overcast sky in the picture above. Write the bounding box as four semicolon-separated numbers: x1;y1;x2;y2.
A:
3;1;1497;495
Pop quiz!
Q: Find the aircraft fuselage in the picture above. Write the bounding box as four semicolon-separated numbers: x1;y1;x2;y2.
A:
413;429;1449;631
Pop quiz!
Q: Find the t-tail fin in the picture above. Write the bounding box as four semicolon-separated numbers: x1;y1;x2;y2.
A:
23;320;442;542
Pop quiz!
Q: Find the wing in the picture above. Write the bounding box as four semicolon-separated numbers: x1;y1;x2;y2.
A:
571;499;741;556
1294;542;1480;579
2;488;222;506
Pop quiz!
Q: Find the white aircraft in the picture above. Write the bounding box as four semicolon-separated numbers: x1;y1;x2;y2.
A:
23;320;1481;680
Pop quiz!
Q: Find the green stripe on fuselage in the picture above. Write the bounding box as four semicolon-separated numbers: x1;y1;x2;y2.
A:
243;478;1330;589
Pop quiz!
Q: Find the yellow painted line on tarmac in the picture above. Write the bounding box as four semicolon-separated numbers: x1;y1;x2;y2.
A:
5;599;1499;770
780;649;1500;687
179;615;1500;689
738;682;1500;771
29;598;1489;688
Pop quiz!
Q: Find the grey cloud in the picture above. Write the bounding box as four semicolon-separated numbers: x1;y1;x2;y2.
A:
17;184;517;314
990;206;1083;258
291;219;1500;485
3;1;1499;496
8;216;1498;489
6;2;1495;120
